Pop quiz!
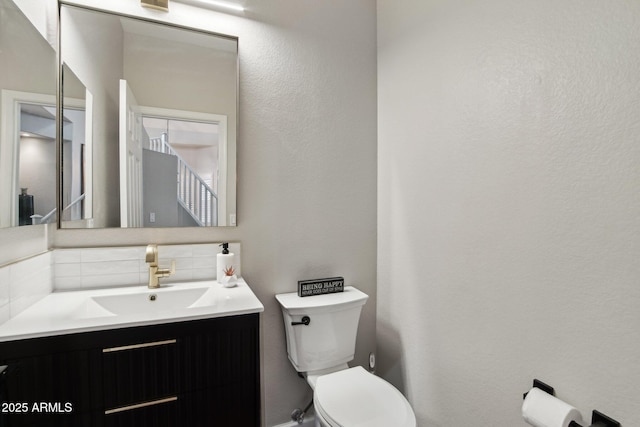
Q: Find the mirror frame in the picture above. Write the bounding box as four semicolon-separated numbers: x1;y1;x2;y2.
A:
56;1;239;229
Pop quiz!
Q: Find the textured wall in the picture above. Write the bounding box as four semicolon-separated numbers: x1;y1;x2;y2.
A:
378;0;640;425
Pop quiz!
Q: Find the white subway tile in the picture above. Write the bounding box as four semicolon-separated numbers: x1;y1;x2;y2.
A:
54;263;82;278
11;270;50;301
161;257;193;271
0;267;9;306
54;276;83;291
192;256;215;269
81;247;144;263
81;260;140;276
0;303;10;325
158;244;192;258
82;272;142;289
9;270;29;301
192;243;217;257
54;249;82;264
10;252;49;280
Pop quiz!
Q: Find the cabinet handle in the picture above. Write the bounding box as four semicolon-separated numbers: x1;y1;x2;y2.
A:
102;339;176;353
105;396;177;415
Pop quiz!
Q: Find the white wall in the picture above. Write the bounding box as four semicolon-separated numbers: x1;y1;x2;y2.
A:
377;0;640;426
143;150;180;227
10;0;56;45
0;0;56;228
51;1;377;426
61;6;123;227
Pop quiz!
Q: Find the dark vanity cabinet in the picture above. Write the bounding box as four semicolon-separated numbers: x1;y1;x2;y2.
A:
0;314;260;427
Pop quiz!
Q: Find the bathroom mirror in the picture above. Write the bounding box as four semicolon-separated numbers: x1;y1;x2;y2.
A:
0;0;57;228
60;4;238;228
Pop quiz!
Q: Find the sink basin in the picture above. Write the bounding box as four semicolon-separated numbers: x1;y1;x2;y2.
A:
92;287;210;316
0;279;265;342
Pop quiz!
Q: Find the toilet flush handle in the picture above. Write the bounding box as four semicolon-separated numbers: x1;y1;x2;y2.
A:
291;316;310;326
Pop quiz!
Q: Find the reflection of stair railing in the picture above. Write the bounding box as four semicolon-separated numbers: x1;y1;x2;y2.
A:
38;193;85;224
149;134;218;226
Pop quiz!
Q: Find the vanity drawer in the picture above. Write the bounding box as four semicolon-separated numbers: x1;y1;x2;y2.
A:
102;338;179;411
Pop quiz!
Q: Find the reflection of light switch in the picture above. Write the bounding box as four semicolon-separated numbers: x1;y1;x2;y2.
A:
230;214;236;226
150;212;156;223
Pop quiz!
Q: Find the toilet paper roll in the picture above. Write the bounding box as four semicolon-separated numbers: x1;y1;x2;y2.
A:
522;387;583;427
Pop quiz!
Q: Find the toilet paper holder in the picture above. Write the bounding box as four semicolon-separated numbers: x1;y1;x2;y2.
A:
523;379;621;427
523;379;555;399
569;410;621;427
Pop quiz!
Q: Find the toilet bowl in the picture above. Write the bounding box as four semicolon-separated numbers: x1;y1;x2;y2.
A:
313;366;415;427
275;287;416;427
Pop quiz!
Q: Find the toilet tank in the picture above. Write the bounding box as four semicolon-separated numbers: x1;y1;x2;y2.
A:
275;286;368;373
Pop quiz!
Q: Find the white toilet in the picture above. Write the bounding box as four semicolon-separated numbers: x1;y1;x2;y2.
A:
275;286;416;427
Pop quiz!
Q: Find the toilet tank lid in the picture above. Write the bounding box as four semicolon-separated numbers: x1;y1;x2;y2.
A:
275;286;368;312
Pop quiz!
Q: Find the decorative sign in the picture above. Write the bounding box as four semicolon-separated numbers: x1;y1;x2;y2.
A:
298;277;344;297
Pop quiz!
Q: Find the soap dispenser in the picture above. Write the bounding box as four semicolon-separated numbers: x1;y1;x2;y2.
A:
217;243;236;286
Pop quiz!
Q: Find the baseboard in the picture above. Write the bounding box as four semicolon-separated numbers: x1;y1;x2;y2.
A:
272;416;315;427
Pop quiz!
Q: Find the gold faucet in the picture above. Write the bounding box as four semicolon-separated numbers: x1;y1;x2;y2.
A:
145;244;176;289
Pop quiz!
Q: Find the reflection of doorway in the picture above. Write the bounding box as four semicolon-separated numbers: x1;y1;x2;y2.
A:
117;83;228;227
139;106;228;226
18;103;57;225
142;117;219;195
1;90;57;227
1;90;88;227
20;103;87;225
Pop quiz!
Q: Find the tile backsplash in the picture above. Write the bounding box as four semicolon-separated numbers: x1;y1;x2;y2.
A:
53;243;241;291
0;243;239;323
0;251;52;324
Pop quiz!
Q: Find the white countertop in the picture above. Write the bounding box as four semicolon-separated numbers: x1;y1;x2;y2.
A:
0;278;264;342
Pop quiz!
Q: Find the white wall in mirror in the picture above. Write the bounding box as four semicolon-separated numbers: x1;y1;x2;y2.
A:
1;92;55;227
61;5;123;228
0;0;57;229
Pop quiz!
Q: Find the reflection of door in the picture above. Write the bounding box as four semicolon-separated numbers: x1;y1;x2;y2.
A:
1;90;56;227
139;106;228;226
119;80;143;227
